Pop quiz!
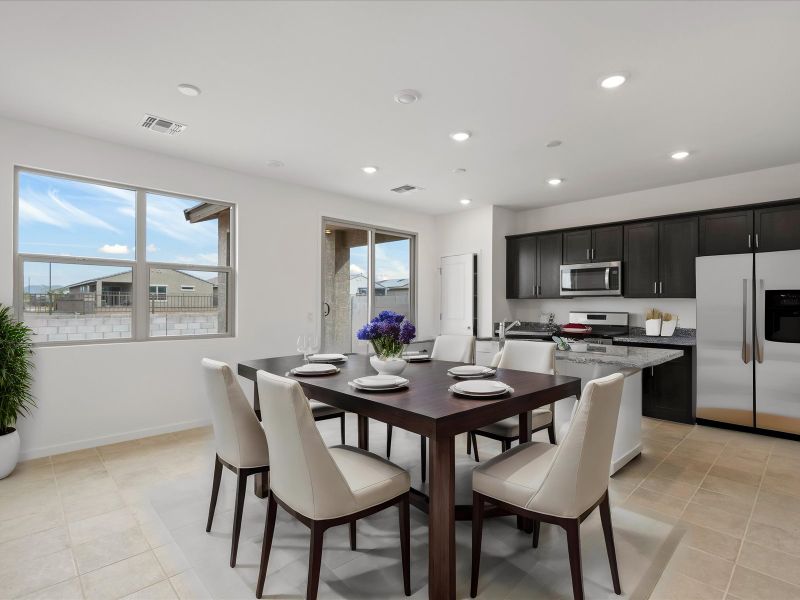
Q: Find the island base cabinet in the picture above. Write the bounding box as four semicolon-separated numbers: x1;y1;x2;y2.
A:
625;344;695;424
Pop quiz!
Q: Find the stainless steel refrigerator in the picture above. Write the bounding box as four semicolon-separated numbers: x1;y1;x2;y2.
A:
697;249;800;435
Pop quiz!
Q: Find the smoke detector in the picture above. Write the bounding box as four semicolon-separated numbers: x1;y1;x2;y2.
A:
390;184;424;194
139;114;186;135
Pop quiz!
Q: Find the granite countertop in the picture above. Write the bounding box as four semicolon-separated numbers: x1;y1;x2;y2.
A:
556;344;683;369
613;326;696;347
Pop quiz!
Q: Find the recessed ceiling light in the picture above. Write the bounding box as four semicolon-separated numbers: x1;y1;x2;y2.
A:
599;73;627;89
361;166;379;174
393;89;421;104
450;131;471;142
266;160;284;168
453;167;467;174
459;198;472;205
546;140;563;148
547;178;564;186
671;150;690;160
177;83;201;97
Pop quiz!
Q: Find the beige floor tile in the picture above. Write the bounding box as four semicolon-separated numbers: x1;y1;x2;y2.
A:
0;507;65;545
651;461;709;486
63;490;126;523
709;460;765;486
681;502;749;538
0;547;76;598
762;472;800;499
670;545;734;591
56;472;118;499
771;437;800;460
153;543;190;578
640;474;699;500
20;576;84;600
68;507;138;546
672;438;727;461
679;522;741;562
692;488;754;517
701;474;759;502
139;517;175;549
745;520;800;558
624;487;688;518
650;569;726;600
73;525;149;575
727;565;800;600
120;580;177;600
169;571;212;600
80;551;165;600
751;489;800;531
51;448;101;465
0;526;71;572
0;492;61;521
738;540;800;587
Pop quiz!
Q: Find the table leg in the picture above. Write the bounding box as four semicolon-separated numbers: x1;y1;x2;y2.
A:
357;415;369;451
517;411;533;532
428;434;456;600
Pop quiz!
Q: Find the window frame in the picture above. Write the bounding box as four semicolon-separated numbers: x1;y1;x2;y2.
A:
13;166;236;346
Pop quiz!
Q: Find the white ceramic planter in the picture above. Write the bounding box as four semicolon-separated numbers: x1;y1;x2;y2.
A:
660;319;677;337
0;429;20;480
370;356;408;376
645;319;662;336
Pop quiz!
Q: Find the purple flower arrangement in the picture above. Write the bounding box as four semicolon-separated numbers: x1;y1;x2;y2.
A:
356;311;416;358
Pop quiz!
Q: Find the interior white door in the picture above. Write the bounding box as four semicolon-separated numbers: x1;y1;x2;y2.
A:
440;253;474;335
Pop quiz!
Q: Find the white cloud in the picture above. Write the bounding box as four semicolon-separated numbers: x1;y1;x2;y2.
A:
146;243;158;252
19;198;68;228
48;190;121;233
99;244;130;255
350;264;364;274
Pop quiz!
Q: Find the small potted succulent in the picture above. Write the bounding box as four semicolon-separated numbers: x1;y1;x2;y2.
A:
357;311;416;376
645;308;662;336
0;304;36;479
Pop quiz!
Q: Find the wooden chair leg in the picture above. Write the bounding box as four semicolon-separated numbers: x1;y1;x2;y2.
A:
399;494;411;596
340;413;346;444
470;492;484;598
386;424;393;458
206;455;223;532
307;523;325;600
255;493;278;599
349;521;357;550
420;436;427;483
564;519;585;600
547;422;557;445
472;432;480;462
532;520;541;548
230;470;248;567
599;492;622;595
466;430;472;455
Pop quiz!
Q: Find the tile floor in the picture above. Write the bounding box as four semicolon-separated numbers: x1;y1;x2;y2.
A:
0;418;799;599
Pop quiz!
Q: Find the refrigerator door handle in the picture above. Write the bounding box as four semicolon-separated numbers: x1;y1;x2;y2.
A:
742;278;751;364
756;278;765;363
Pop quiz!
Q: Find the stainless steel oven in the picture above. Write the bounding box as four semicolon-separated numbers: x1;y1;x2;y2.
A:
560;261;622;296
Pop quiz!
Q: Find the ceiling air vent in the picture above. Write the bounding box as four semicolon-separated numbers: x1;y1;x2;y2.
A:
139;114;186;136
390;184;424;194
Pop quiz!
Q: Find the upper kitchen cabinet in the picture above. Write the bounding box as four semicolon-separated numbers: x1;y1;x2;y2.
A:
755;202;800;252
698;209;753;255
506;233;562;299
659;216;698;297
624;221;659;297
562;226;622;264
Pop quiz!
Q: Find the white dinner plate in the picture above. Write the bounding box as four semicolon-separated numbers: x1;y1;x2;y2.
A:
290;363;339;376
451;380;512;396
352;375;409;389
349;380;408;392
448;365;493;377
308;353;347;363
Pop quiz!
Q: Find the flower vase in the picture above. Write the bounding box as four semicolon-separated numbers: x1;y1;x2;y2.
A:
645;318;662;336
370;355;408;376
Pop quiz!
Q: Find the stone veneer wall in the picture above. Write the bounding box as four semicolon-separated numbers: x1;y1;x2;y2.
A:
24;312;219;343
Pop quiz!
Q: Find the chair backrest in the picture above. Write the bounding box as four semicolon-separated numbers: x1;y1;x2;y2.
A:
431;334;475;363
256;370;358;520
497;340;555;374
201;358;268;469
526;372;624;517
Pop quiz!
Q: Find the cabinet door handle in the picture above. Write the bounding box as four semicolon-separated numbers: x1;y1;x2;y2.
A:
591;248;595;260
755;234;759;249
659;281;663;295
748;234;751;249
653;281;657;294
586;248;590;260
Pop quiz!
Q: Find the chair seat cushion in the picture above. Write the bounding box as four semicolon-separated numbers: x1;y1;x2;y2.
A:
329;445;410;511
309;399;344;418
473;441;558;509
476;408;553;438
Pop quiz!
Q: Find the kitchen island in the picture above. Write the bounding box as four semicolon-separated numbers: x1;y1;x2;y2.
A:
554;343;683;473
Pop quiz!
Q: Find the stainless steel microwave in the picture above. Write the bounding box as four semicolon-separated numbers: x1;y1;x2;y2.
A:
560;261;622;296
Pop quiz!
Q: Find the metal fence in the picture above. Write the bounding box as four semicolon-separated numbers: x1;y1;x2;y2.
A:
23;293;217;314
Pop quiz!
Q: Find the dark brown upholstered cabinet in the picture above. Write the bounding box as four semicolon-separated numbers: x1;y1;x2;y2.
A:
506;233;562;299
623;221;659;297
698;209;753;255
563;226;622;264
755;203;800;252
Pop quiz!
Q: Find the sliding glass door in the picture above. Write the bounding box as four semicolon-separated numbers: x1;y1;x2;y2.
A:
321;220;414;353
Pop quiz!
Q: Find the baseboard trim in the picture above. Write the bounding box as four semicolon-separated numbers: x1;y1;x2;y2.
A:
19;418;211;461
611;443;642;475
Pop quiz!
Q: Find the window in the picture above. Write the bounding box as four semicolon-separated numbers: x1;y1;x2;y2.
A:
15;168;235;345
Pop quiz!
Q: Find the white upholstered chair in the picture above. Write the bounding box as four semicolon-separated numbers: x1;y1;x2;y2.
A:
470;373;625;600
468;340;557;460
255;371;411;600
201;358;270;568
386;334;475;482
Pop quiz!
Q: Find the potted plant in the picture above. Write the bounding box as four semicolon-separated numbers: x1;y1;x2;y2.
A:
0;305;35;479
660;312;678;337
645;308;662;336
356;310;416;376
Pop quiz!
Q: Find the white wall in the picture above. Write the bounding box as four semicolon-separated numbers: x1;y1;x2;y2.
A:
0;117;438;459
505;161;800;328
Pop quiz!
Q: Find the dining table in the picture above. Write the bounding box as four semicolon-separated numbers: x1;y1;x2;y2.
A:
238;353;581;600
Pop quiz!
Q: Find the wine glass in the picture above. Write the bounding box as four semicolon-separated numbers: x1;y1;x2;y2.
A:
307;334;320;358
296;334;309;361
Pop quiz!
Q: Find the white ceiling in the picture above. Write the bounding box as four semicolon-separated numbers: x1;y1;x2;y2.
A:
1;1;800;215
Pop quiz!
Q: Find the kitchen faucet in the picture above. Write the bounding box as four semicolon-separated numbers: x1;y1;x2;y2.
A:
498;319;521;342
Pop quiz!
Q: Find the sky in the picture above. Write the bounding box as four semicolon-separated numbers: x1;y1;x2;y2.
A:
348;238;411;287
18;171;220;287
